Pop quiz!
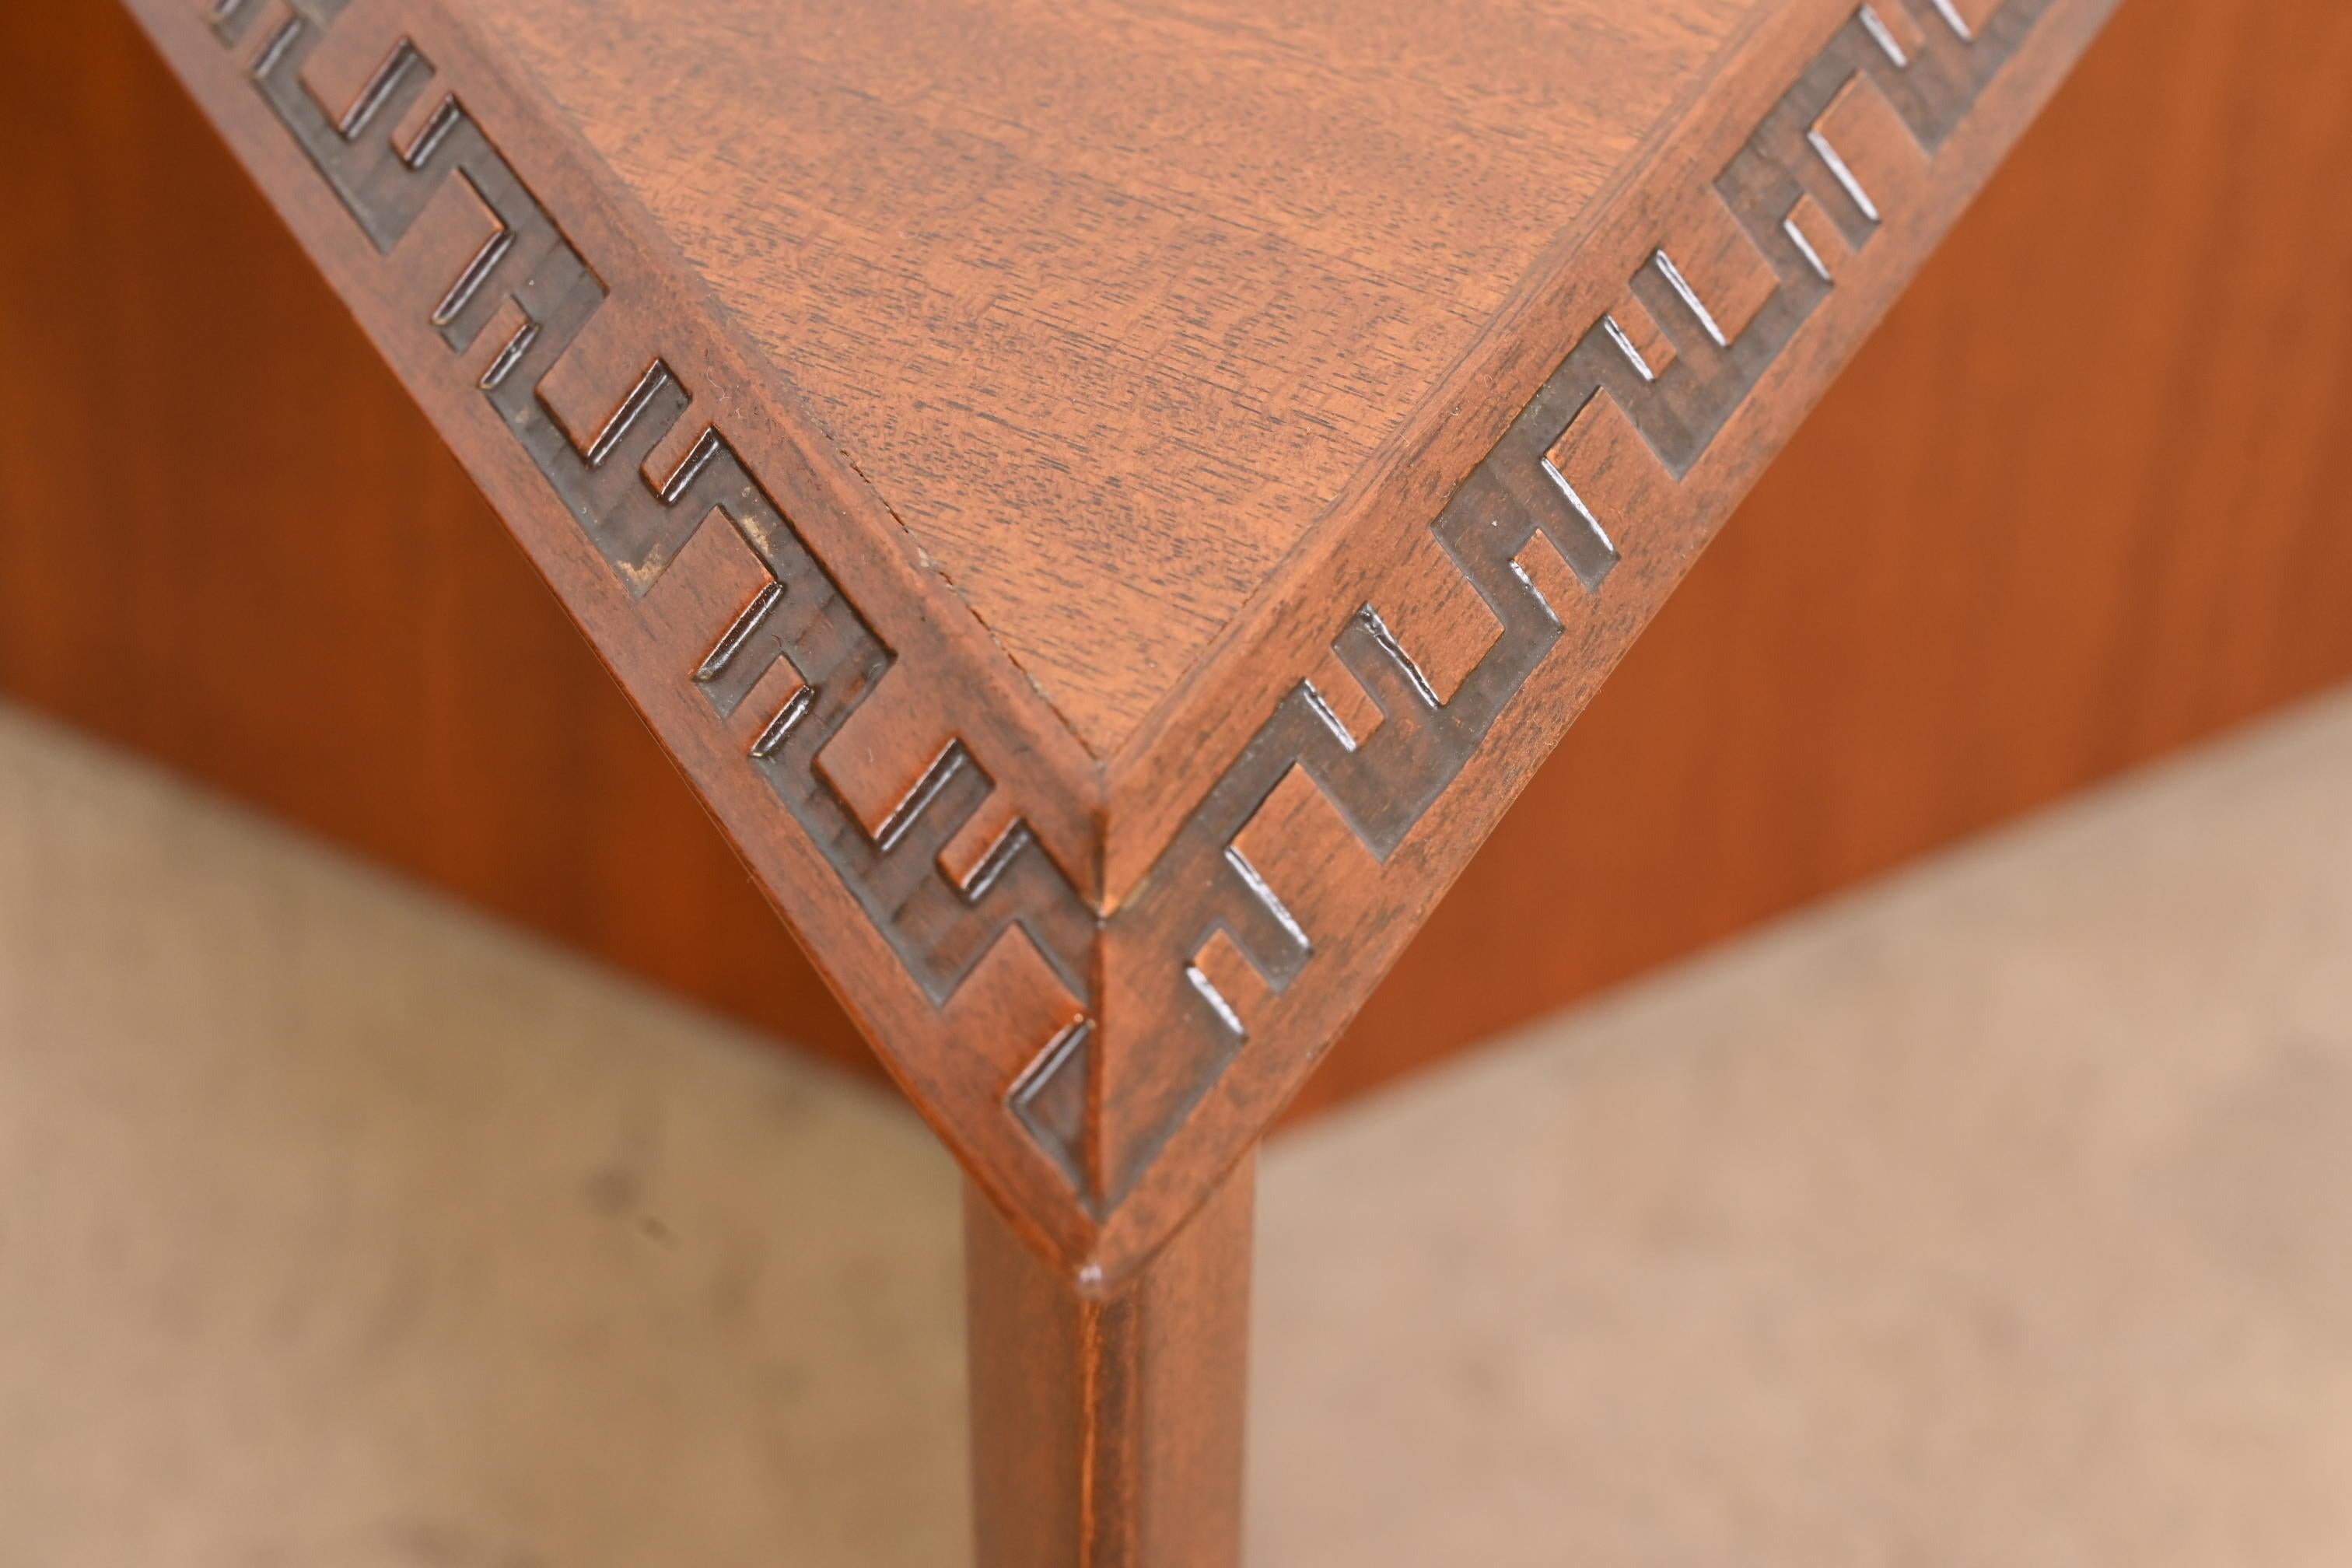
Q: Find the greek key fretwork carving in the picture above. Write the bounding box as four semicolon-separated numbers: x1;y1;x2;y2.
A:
202;0;2057;1227
1073;0;2058;1208
209;0;1097;1095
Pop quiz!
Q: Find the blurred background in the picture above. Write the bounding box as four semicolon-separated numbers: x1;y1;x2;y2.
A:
3;1;2350;1563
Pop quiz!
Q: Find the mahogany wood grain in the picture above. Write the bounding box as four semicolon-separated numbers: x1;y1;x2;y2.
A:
1078;0;2116;1277
1305;0;2352;1113
4;1;2259;1553
12;0;2341;1154
461;0;1771;760
966;1152;1253;1568
0;0;869;1078
88;0;2110;1282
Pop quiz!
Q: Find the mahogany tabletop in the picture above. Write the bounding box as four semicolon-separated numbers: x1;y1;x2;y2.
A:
128;0;2119;1286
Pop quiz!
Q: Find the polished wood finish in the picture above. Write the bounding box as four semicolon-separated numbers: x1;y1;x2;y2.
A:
8;0;2347;1126
116;0;2117;1283
29;0;2133;1553
1318;0;2352;1111
0;0;868;1078
966;1153;1253;1568
462;0;1772;761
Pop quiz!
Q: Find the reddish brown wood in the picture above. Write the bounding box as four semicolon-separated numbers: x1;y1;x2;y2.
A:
123;0;1131;1279
8;0;2349;1134
1304;0;2352;1114
78;0;2121;1283
1083;0;2121;1279
967;1153;1253;1568
460;0;1781;762
0;0;873;1076
22;0;2148;1552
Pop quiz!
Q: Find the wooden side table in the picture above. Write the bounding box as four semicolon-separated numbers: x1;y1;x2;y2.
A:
119;0;2118;1559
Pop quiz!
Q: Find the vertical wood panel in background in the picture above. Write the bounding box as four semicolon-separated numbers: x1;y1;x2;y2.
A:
0;0;866;1072
1307;0;2352;1112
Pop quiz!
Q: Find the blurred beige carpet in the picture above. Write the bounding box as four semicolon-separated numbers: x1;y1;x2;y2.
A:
2;688;2350;1568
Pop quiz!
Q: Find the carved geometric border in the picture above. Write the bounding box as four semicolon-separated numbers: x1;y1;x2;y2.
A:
186;0;2060;1244
1073;0;2060;1209
205;0;1098;1014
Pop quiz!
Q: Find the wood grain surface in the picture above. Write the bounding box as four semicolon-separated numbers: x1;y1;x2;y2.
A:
14;1;2343;1134
17;2;2329;1554
1072;0;2116;1274
464;0;1769;758
1313;0;2352;1115
128;0;1131;1278
61;0;2113;1280
11;0;2338;1156
0;0;869;1076
966;1154;1253;1568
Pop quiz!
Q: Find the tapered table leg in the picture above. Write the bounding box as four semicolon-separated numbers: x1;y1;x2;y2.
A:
965;1153;1255;1568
